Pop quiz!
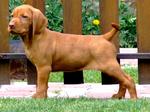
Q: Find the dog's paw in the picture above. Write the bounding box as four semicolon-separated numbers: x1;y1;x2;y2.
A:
112;94;125;99
32;92;47;99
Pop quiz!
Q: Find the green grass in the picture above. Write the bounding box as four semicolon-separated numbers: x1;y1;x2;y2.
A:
50;72;64;82
0;67;145;112
123;66;138;83
49;67;138;83
0;98;150;112
83;70;101;83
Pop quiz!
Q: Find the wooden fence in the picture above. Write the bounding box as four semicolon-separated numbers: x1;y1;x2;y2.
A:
1;0;150;85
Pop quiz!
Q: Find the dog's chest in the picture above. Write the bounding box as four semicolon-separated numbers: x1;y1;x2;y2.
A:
25;48;37;63
25;49;33;59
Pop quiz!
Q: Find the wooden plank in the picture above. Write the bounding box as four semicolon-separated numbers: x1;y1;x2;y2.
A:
0;53;26;59
0;60;10;84
117;53;150;59
24;0;45;13
100;0;119;84
100;0;119;46
2;53;150;59
63;0;83;84
63;0;82;34
0;0;10;84
0;0;9;52
137;0;150;84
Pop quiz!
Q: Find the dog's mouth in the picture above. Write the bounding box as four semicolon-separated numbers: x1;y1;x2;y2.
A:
8;26;17;34
9;30;21;35
9;30;17;34
8;27;27;36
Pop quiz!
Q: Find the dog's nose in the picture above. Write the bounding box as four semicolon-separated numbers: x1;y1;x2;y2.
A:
9;23;15;29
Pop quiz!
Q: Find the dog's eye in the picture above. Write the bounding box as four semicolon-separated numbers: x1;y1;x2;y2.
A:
21;15;28;18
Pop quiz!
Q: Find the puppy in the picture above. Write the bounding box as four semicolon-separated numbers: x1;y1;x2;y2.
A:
8;5;137;99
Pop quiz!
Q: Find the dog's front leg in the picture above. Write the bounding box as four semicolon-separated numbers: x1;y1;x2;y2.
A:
32;66;51;99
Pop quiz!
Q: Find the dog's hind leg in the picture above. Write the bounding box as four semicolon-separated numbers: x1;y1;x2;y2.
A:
112;83;126;99
100;59;137;99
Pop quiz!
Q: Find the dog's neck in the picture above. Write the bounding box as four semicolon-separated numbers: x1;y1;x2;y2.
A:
21;35;31;49
21;26;33;48
21;30;46;49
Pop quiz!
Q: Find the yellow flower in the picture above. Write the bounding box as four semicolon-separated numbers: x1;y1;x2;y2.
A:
92;19;100;25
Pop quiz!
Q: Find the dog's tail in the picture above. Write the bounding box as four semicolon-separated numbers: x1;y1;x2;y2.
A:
103;23;119;41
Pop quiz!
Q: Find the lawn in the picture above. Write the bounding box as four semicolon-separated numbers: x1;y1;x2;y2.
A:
0;67;147;112
0;98;150;112
50;67;138;83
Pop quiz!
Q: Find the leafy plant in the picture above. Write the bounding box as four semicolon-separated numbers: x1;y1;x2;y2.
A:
82;0;100;35
9;0;23;13
45;0;63;32
119;1;137;48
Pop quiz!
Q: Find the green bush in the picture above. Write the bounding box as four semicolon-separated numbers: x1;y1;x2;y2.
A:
45;0;63;32
9;0;137;48
9;0;22;12
82;0;100;35
119;1;137;48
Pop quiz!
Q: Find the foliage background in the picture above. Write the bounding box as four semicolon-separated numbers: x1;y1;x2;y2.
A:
119;0;136;48
9;0;137;48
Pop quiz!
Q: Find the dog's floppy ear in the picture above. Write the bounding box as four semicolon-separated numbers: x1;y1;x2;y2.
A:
32;8;48;36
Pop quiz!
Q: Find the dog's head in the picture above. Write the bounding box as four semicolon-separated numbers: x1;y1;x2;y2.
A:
8;5;47;37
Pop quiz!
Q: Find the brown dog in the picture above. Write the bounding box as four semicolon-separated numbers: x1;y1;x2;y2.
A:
8;5;137;99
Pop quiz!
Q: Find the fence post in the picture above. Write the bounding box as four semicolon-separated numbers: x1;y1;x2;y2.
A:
137;0;150;84
0;0;10;84
24;0;45;13
100;0;119;84
63;0;84;84
24;0;45;84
